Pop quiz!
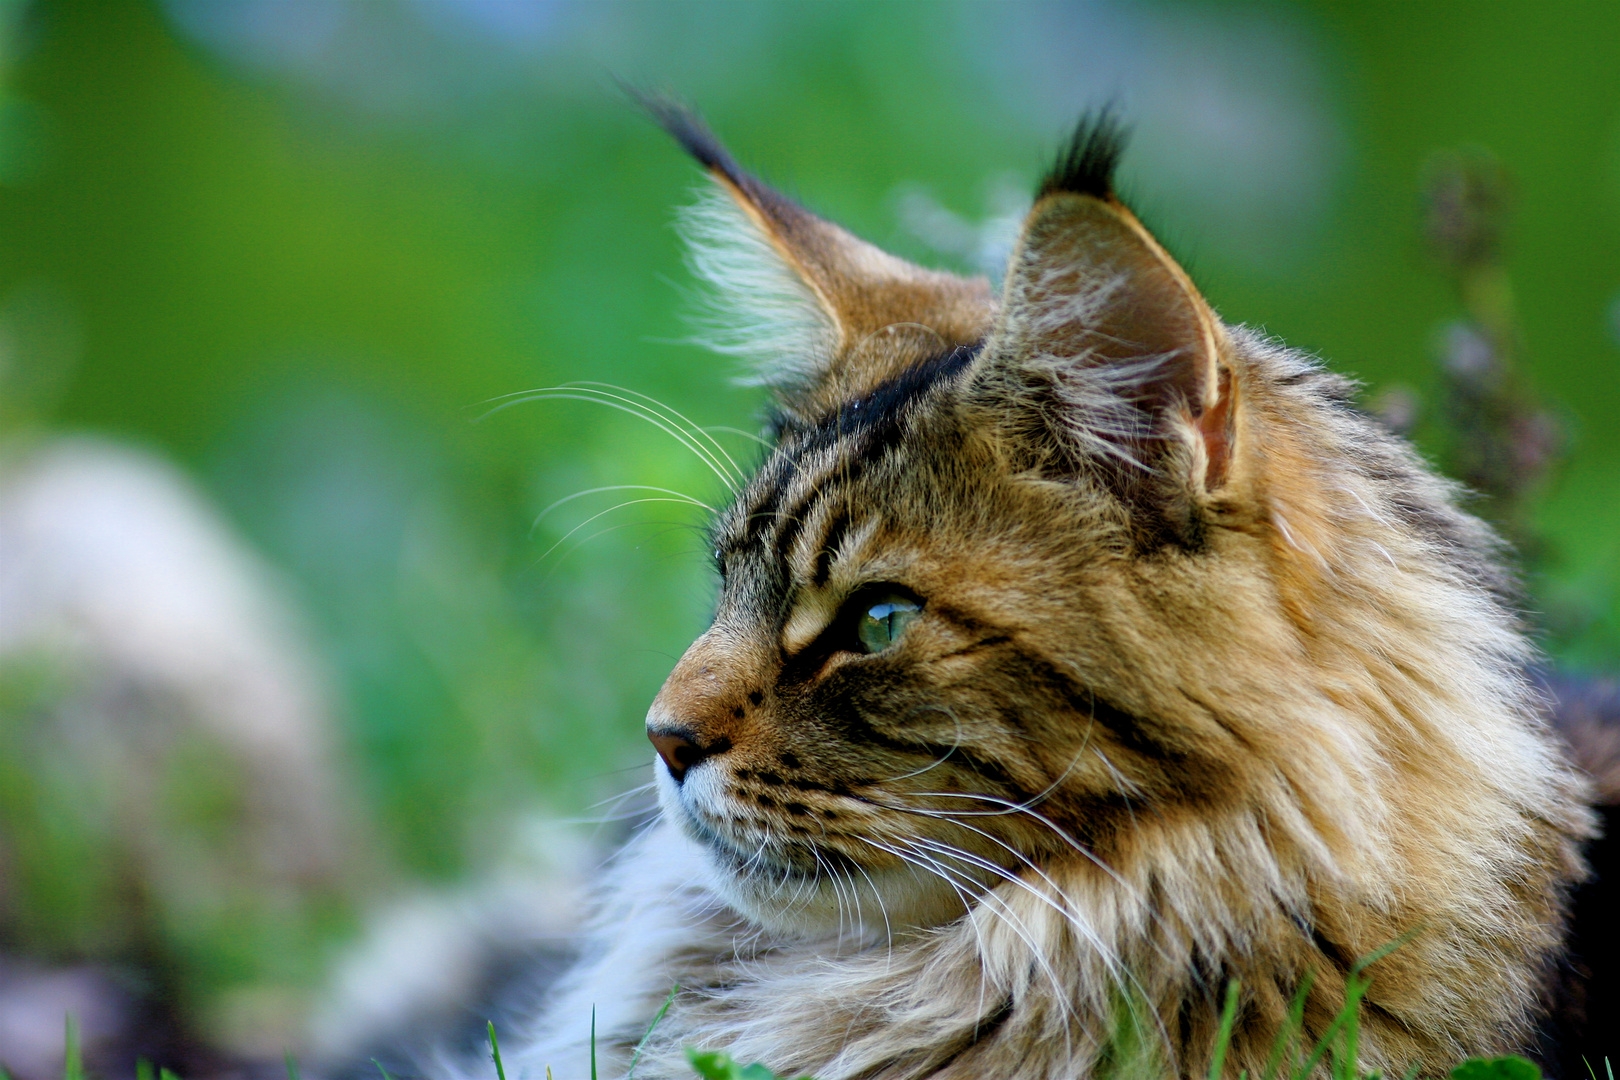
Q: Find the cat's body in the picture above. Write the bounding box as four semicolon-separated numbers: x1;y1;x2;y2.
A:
490;108;1606;1079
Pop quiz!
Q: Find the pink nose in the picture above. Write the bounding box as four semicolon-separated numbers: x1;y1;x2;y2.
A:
648;728;730;782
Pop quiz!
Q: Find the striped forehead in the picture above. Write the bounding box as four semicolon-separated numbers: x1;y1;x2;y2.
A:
716;438;855;581
714;342;980;572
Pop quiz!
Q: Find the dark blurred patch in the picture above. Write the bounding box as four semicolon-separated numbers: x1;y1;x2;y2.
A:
1540;673;1620;1078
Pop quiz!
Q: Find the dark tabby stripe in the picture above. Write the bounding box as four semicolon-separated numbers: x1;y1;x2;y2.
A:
761;344;982;570
792;343;980;458
811;507;851;587
821;699;1046;803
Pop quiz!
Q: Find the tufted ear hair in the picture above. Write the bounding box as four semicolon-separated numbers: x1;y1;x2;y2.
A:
977;114;1238;532
643;96;995;423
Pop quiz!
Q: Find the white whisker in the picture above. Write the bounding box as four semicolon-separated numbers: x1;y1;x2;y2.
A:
568;381;749;487
699;424;772;449
476;388;740;493
534;485;715;531
536;497;711;565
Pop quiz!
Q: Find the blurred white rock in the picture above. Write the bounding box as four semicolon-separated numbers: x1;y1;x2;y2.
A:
0;434;371;1072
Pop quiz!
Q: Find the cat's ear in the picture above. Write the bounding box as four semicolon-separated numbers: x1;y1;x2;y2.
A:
980;115;1238;525
645;98;994;421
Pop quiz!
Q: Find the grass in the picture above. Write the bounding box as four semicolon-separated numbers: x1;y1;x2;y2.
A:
40;991;1611;1080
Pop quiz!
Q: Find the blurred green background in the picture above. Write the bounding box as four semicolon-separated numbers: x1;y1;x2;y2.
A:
0;0;1616;1069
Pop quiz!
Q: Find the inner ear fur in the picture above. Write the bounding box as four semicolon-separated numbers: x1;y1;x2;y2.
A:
984;116;1238;510
645;97;994;420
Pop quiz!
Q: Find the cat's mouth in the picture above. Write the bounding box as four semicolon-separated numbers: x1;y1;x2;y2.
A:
676;799;852;882
659;772;996;938
711;828;863;882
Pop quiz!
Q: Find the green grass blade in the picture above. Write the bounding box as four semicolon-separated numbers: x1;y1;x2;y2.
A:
627;983;681;1079
488;1021;508;1080
373;1060;398;1080
1295;999;1355;1079
1349;929;1418;980
285;1052;302;1080
1338;973;1373;1080
591;1006;598;1080
160;1069;182;1080
135;1062;153;1080
1208;980;1242;1080
1262;971;1314;1080
1336;977;1365;1080
63;1016;83;1080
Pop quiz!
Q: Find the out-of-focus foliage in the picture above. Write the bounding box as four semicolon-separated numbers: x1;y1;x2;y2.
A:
0;0;1616;1061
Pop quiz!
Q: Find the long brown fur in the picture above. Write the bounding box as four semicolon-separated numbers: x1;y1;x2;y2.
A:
483;108;1598;1079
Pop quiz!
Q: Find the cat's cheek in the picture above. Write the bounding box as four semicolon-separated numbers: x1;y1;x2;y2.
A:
653;758;685;815
653;756;726;853
655;756;766;875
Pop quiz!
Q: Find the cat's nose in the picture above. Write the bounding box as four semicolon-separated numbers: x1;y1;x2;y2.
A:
648;728;731;783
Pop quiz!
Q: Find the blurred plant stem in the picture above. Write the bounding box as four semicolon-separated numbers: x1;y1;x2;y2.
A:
1421;146;1564;566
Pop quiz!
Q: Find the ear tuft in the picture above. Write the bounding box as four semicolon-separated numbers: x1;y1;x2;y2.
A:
639;92;995;421
633;90;735;176
635;90;778;213
984;109;1235;517
1038;110;1128;202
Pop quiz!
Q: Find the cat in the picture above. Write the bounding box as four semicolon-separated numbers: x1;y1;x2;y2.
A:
486;103;1607;1080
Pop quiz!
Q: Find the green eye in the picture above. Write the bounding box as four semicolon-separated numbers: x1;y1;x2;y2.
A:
856;594;922;654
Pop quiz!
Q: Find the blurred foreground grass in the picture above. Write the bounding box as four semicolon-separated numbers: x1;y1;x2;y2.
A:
34;980;1607;1080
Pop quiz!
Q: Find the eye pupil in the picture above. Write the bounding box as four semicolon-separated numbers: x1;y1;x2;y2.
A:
856;595;921;653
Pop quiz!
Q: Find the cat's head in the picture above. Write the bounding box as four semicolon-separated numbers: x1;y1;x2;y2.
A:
639;103;1512;940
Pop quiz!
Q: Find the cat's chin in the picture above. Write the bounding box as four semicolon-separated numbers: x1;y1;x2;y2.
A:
657;775;974;939
707;845;973;941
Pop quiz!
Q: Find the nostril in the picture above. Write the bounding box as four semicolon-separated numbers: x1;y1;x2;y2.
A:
648;729;695;781
648;728;731;783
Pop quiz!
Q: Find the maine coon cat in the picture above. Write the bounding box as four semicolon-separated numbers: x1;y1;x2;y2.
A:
488;104;1602;1079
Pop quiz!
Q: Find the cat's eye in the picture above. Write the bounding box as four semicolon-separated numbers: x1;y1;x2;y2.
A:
855;594;922;654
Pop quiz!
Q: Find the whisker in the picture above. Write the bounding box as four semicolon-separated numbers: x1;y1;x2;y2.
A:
904;834;1125;986
853;835;989;966
699;424;772;449
844;850;895;959
582;782;657;814
901;790;1136;892
812;846;855;947
556;383;743;489
534;485;716;532
860;836;1070;1040
874;704;969;784
537;497;711;565
532;518;705;589
567;804;663;831
915;807;1170;967
476;388;739;494
893;834;1130;1058
1087;747;1143;834
568;382;748;487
